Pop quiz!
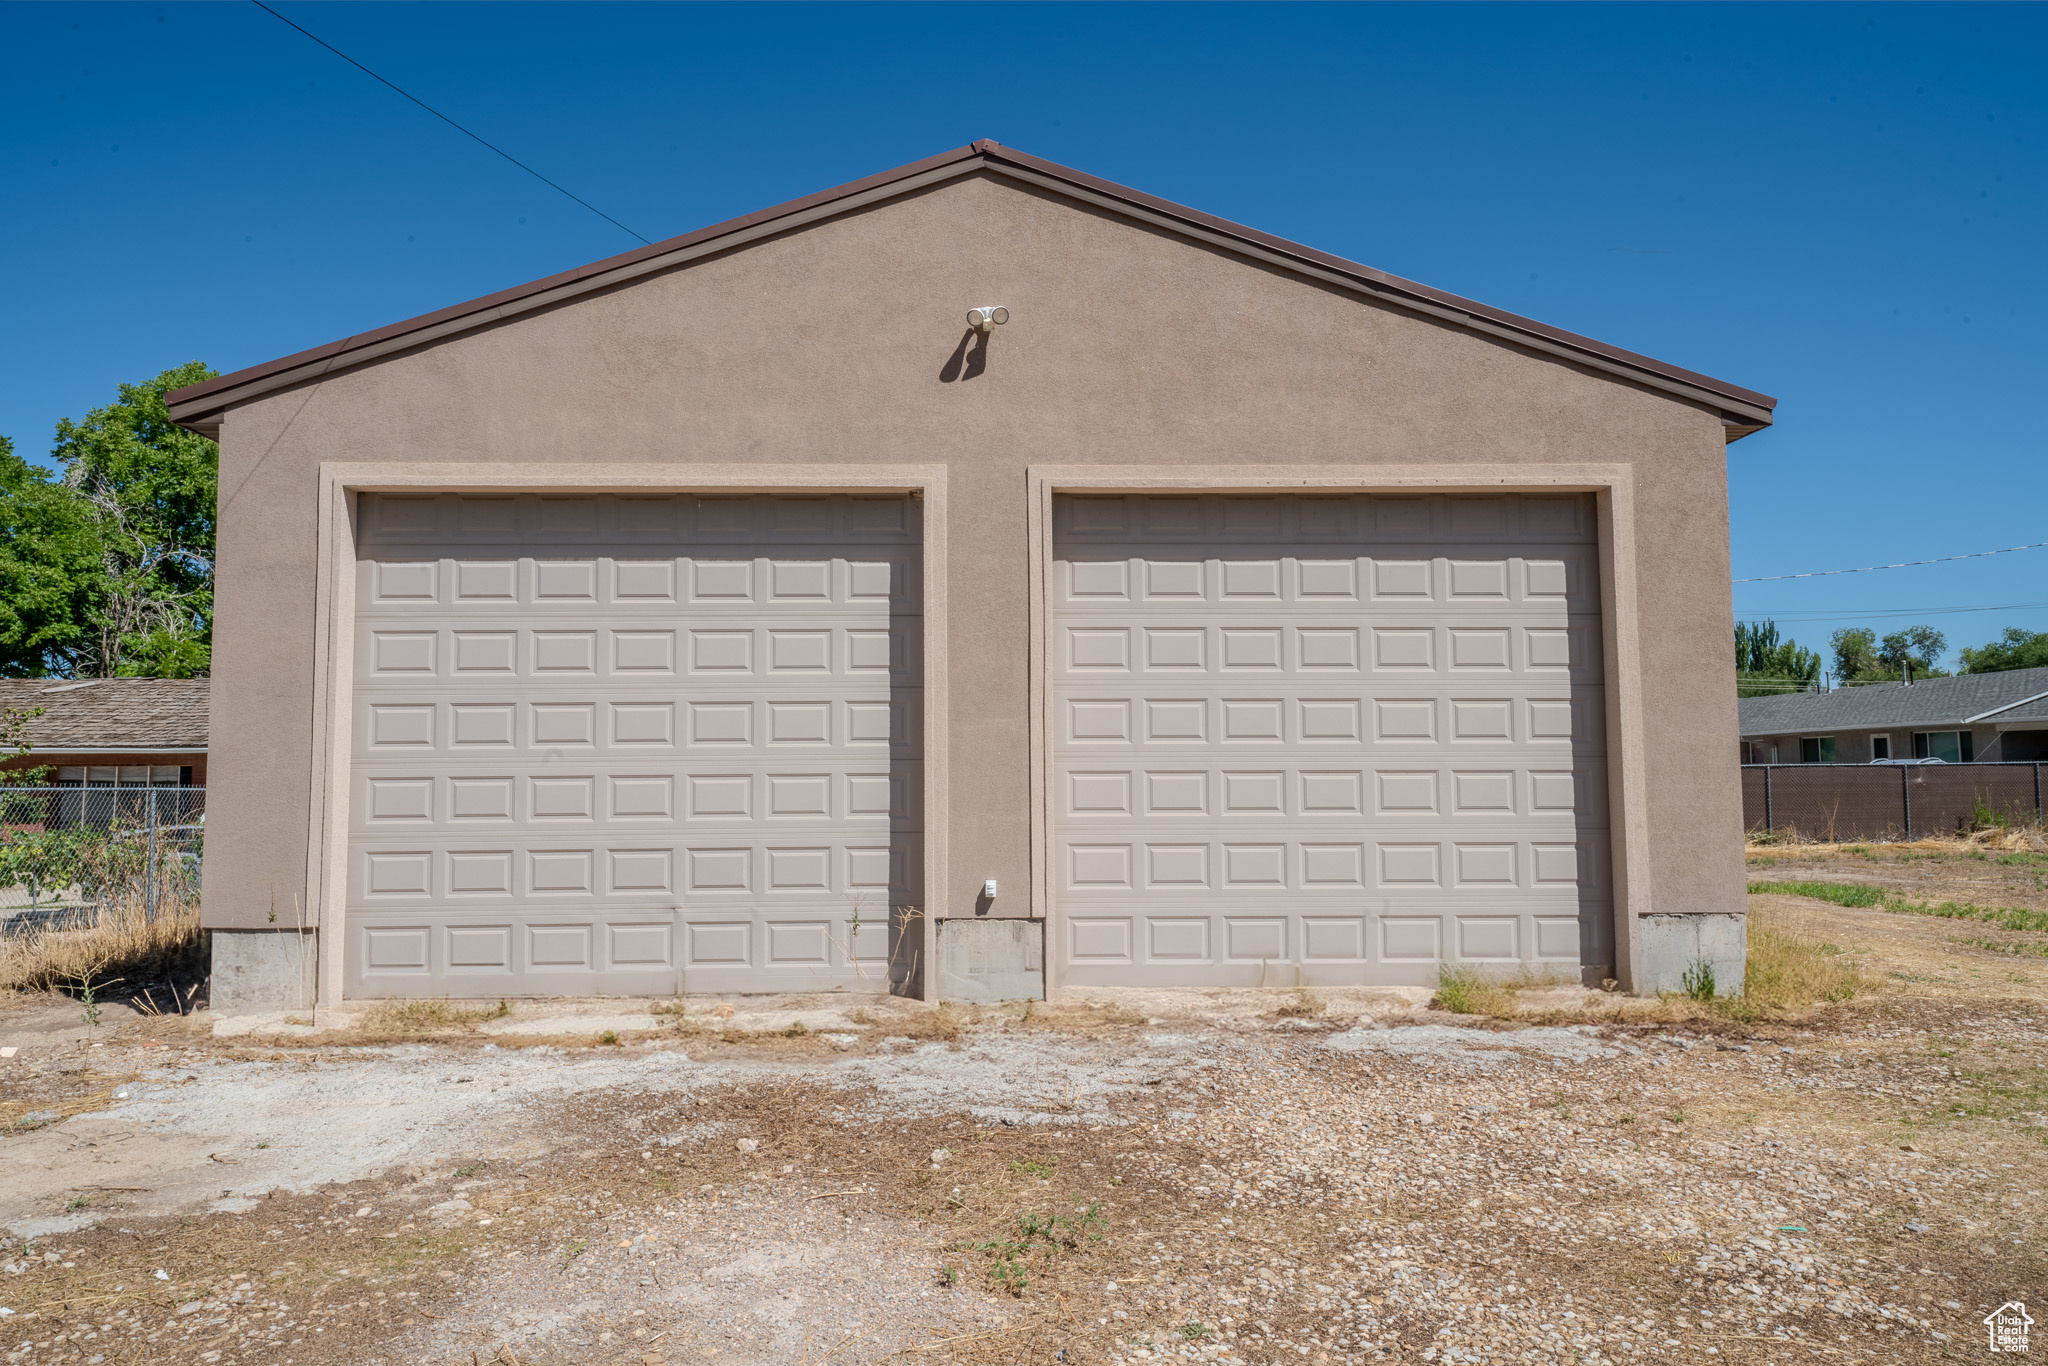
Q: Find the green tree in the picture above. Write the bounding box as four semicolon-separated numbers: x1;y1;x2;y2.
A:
0;435;106;676
50;361;218;677
1734;619;1822;696
1830;624;1948;684
1958;627;2048;674
1878;625;1948;678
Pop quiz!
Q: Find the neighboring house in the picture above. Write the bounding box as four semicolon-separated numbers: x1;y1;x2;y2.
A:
0;677;208;786
166;140;1775;1012
1737;667;2048;766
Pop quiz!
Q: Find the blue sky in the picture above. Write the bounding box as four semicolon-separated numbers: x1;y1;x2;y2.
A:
4;2;2041;670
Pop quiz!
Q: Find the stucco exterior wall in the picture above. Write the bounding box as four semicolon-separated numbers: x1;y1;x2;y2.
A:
201;172;1746;983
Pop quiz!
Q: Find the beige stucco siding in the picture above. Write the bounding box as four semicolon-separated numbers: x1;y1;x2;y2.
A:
203;172;1742;952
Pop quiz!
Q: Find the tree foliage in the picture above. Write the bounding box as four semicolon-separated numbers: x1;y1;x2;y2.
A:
1734;620;1822;696
52;361;219;677
0;437;104;676
0;363;217;678
1830;624;1948;684
1958;627;2048;675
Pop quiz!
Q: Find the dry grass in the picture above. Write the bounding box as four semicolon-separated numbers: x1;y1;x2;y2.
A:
1016;998;1148;1032
1432;902;1868;1026
352;998;513;1038
1272;988;1325;1019
0;892;204;1002
885;1001;969;1043
1430;965;1517;1017
1738;902;1866;1011
1748;820;2048;858
0;1074;137;1136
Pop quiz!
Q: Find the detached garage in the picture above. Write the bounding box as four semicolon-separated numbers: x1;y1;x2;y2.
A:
170;140;1773;1012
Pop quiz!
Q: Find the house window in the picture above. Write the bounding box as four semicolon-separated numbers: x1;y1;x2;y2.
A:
1800;736;1836;763
54;765;186;787
1870;734;1891;761
1912;731;1974;763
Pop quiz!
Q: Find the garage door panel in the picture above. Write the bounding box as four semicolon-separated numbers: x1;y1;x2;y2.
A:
1056;764;1596;826
353;693;921;759
1057;566;1596;616
359;621;922;687
358;558;919;618
1054;492;1610;987
352;830;924;902
349;493;920;997
1053;833;1591;895
347;911;690;997
355;763;923;832
1047;902;1609;988
1055;492;1598;543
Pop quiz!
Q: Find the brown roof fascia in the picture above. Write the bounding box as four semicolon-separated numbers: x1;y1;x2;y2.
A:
167;138;1776;434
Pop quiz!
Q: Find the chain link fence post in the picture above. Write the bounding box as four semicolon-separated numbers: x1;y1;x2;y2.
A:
145;790;160;925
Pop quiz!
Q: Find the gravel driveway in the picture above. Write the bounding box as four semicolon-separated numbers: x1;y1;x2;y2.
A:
2;894;2044;1365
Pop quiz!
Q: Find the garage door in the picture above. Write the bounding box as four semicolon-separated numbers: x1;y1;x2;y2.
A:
347;493;920;998
1051;492;1609;988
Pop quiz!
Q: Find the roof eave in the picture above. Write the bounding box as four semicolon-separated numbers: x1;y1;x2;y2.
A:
2;745;209;756
1738;720;1974;739
167;139;1778;436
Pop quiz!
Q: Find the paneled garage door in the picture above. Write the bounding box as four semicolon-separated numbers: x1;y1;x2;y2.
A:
1051;493;1609;988
347;493;920;998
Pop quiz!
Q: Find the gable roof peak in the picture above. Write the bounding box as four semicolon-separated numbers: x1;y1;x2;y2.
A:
166;140;1775;438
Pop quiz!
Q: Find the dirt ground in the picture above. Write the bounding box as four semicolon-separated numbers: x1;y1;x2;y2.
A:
3;861;2045;1365
1749;840;2048;918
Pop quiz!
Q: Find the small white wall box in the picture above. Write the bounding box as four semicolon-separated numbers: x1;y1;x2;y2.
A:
983;878;999;899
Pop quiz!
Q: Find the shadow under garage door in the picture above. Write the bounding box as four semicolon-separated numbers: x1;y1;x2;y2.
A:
346;492;922;998
1051;492;1612;989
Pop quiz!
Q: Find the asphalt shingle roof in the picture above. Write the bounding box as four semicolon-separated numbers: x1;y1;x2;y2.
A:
0;678;209;750
1738;666;2048;736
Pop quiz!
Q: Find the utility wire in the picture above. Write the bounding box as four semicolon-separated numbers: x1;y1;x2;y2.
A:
1738;599;2048;624
1734;539;2048;583
251;0;651;245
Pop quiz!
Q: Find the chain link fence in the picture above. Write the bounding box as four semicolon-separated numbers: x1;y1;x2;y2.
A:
1742;764;2044;842
0;786;204;936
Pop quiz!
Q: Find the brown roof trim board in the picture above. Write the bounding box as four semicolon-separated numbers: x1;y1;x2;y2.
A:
166;140;1777;438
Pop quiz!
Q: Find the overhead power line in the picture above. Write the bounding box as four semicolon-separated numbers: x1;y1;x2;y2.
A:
1738;599;2048;624
250;0;651;245
1733;539;2048;583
